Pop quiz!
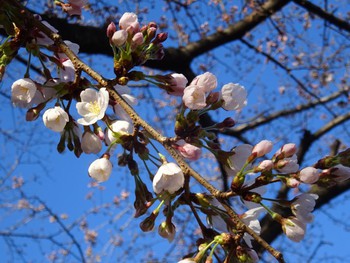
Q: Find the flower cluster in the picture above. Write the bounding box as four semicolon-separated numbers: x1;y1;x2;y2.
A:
107;12;168;77
5;8;350;263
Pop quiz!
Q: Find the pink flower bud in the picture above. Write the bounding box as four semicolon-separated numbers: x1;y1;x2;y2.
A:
158;221;176;242
275;143;297;159
168;73;188;96
132;32;144;46
119;12;139;33
286;178;300;188
155;32;168;43
299;167;320;184
255;160;273;172
276;155;299;173
331;164;350;182
252;140;273;158
106;22;117;39
147;27;157;40
112;30;128;47
175;140;202;161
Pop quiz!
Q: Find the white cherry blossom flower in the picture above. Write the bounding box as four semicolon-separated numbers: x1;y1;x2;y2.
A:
59;59;76;83
282;217;306;242
11;78;37;108
153;162;184;194
291;193;318;223
241;207;264;247
36;21;58;46
221;83;247;111
42;106;69;132
190;72;217;92
57;41;80;60
178;259;196;263
182;85;207;110
227;144;253;176
119;12;139;33
76;88;109;125
105;120;133;145
88;156;112;182
112;85;138;121
81;131;102;154
276;154;299;173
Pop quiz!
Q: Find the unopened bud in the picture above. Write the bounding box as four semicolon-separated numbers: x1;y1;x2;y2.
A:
106;22;117;39
140;212;157;232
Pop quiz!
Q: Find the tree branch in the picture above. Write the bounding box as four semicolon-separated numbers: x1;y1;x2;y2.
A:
293;0;350;33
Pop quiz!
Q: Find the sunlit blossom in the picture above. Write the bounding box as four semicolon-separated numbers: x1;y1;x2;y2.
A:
11;78;37;108
182;85;207;110
76;88;109;125
42;106;69;132
221;83;247;111
81;131;102;154
88;156;112;182
153;162;184;194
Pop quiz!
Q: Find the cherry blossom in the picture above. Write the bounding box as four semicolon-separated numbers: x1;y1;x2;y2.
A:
227;144;253;176
153;162;184;194
221;83;247;111
281;217;306;242
11;78;37;108
190;72;217;92
252;140;273;158
299;167;320;184
177;259;196;263
291;193;318;223
42;106;69;132
88;156;113;182
276;154;299;173
65;0;87;16
241;207;264;247
119;12;139;33
112;85;138;121
81;131;102;154
175;140;201;161
182;85;207;110
331;164;350;182
255;160;274;172
274;143;297;159
168;73;188;96
158;221;176;242
105;120;133;145
57;41;80;60
36;20;58;46
112;30;128;47
59;59;76;83
76;88;109;125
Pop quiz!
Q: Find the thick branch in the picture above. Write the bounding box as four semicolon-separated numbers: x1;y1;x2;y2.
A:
34;0;291;73
293;0;350;33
